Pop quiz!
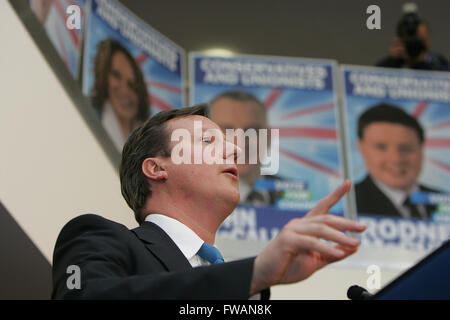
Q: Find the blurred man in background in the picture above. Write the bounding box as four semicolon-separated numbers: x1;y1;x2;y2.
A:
209;91;280;206
376;12;449;71
355;103;439;219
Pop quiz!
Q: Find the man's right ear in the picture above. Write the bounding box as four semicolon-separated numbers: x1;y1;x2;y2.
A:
142;158;168;181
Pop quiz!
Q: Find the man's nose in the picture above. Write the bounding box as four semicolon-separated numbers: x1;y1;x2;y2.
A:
387;147;405;163
223;140;242;163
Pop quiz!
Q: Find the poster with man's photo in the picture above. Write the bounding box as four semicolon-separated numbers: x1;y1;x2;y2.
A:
190;53;345;240
82;0;185;152
30;0;86;78
341;65;450;250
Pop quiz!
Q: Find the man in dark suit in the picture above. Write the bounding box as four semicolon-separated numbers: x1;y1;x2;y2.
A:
52;104;366;299
355;103;438;219
355;175;438;218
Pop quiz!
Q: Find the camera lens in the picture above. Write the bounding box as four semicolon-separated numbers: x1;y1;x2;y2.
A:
404;37;425;59
397;13;426;59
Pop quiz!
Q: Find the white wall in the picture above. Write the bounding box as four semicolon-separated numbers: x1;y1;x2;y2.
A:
0;1;137;263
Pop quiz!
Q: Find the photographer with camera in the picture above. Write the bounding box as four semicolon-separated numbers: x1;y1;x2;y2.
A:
376;12;449;71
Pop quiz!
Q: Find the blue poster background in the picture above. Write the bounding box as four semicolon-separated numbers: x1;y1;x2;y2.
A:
217;206;450;252
82;0;185;113
342;65;450;225
32;0;85;78
190;53;345;216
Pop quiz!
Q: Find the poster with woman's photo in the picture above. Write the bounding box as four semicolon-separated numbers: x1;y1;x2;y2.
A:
82;0;185;152
190;53;345;222
30;0;86;78
341;65;450;250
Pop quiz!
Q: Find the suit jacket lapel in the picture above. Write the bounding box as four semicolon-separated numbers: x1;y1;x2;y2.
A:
132;222;192;272
364;176;401;216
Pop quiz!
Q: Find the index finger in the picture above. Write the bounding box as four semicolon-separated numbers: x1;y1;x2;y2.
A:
306;179;351;217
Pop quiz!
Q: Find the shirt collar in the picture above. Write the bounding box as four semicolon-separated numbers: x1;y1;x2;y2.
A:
239;180;252;202
145;214;203;260
372;178;419;207
240;179;271;205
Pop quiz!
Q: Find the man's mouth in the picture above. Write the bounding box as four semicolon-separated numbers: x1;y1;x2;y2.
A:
222;167;238;179
383;166;408;176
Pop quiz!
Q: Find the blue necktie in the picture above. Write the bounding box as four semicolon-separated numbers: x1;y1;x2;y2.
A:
197;242;224;264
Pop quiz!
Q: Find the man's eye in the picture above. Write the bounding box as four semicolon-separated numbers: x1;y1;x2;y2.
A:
399;145;414;153
202;136;212;143
375;143;387;151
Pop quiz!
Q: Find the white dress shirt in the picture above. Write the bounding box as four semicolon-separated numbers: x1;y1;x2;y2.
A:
239;180;252;203
145;213;262;299
372;178;427;219
145;214;207;267
239;180;271;205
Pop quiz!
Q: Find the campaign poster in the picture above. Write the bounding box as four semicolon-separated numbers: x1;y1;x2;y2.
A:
342;65;450;251
30;0;85;78
83;0;185;151
190;53;345;241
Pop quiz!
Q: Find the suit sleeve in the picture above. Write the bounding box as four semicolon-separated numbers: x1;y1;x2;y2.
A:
52;214;268;300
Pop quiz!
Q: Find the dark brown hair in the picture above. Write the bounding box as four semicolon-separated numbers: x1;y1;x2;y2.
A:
358;102;424;143
91;38;150;122
120;104;208;224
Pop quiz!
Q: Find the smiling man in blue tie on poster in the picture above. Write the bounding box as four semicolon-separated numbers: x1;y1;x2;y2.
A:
51;104;366;299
